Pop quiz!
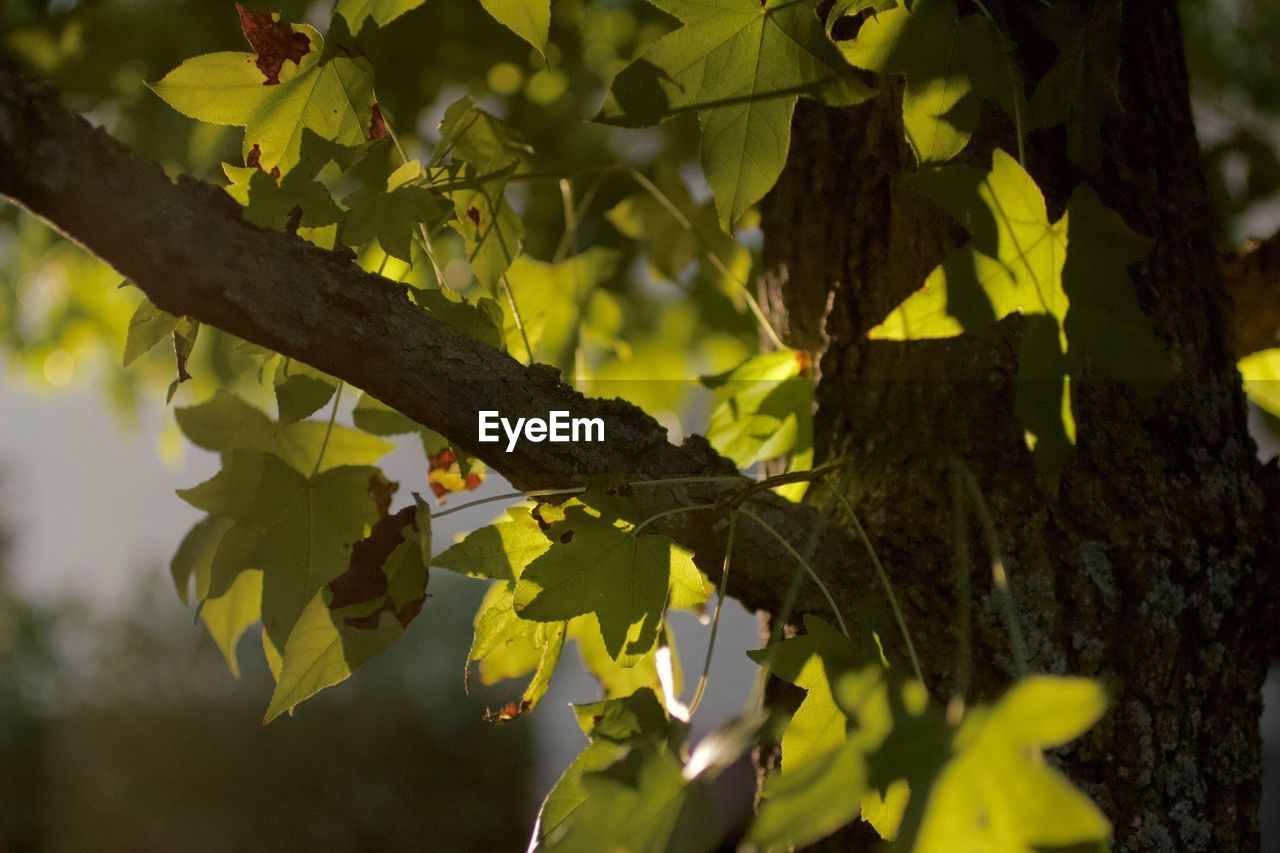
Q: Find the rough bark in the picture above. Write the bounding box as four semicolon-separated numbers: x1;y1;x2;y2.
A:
761;1;1277;850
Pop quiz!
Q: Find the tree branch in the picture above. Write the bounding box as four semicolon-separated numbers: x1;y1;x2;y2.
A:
0;66;874;625
1224;230;1280;356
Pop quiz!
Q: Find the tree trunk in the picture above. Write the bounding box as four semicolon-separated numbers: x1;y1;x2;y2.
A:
760;1;1277;849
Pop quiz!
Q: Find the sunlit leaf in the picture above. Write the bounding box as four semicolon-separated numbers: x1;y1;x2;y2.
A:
600;0;872;228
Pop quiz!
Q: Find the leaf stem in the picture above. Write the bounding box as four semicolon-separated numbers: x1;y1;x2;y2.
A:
689;510;738;716
970;0;1027;166
954;458;1028;676
630;503;718;537
500;275;535;363
624;167;787;351
830;489;924;686
430;486;588;520
948;461;973;723
738;506;849;638
379;109;451;289
310;380;345;480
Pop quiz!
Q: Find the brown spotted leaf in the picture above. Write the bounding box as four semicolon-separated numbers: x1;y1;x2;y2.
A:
237;2;312;84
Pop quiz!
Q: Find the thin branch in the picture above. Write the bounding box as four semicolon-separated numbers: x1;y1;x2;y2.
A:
0;65;871;631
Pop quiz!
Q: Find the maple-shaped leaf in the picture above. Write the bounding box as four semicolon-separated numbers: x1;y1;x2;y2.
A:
501;248;620;365
748;616;858;771
1027;0;1124;173
152;17;375;174
600;0;872;229
869;150;1167;476
831;0;1023;164
894;677;1111;851
433;506;562;715
236;2;311;84
342;159;443;263
513;506;710;665
177;450;385;647
537;690;675;845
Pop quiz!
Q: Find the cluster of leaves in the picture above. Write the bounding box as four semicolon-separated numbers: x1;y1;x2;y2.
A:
86;0;1152;847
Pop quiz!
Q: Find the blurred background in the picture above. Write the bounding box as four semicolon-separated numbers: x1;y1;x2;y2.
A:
1;0;1279;849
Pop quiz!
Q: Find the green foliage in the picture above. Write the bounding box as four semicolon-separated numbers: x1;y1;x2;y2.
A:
601;0;872;228
869;150;1167;477
748;619;1111;851
8;0;1208;845
832;0;1022;164
1027;0;1124;172
151;23;376;175
177;450;385;646
1241;348;1280;417
514;505;711;664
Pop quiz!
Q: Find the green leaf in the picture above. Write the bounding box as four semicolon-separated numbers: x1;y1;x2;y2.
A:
501;249;620;364
468;579;567;715
334;0;427;34
1241;348;1280;417
831;0;1022;164
571;617;674;700
264;588;398;721
151;23;376;175
547;744;720;852
222;157;345;233
747;616;861;772
605;163;750;299
479;0;551;57
274;359;338;426
176;391;392;474
600;0;871;229
201;568;263;678
352;391;422;436
265;524;427;721
1027;0;1123;172
149;51;275;126
415;289;505;350
434;98;529;291
177;450;383;645
342;159;442;263
539;690;675;844
513;506;709;664
433;505;551;581
912;677;1110;851
703;349;813;469
750;738;868;849
170;515;231;605
868;150;1165;476
122;296;179;367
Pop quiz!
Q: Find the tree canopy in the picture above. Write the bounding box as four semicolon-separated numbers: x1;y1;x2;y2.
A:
2;0;1279;849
